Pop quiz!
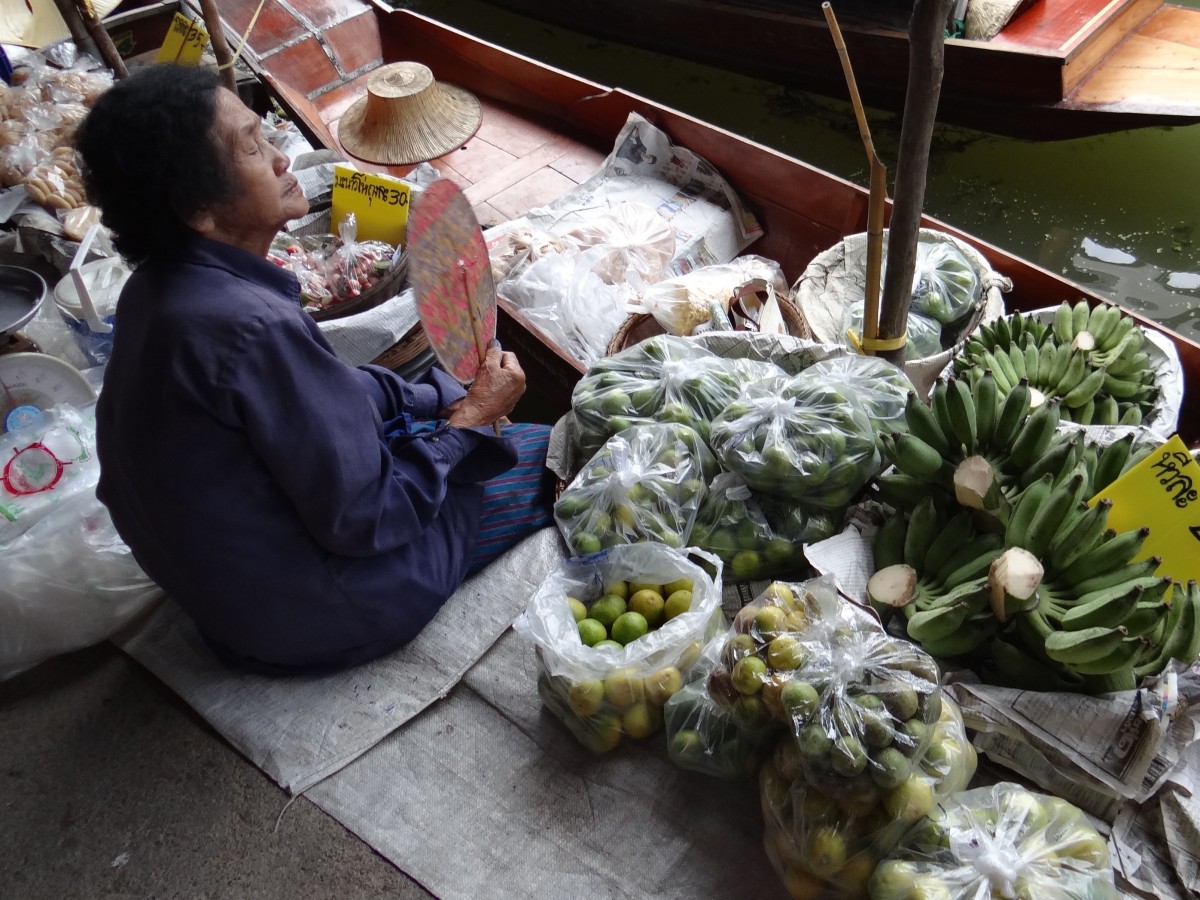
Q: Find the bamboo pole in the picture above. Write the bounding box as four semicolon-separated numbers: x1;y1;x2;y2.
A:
199;0;238;93
50;0;97;60
877;0;955;366
70;0;127;78
821;2;888;353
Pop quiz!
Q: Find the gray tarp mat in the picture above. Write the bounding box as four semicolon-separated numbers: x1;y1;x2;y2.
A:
306;628;789;900
116;527;564;794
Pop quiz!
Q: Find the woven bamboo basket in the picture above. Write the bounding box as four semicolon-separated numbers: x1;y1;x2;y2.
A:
605;294;812;356
370;321;433;371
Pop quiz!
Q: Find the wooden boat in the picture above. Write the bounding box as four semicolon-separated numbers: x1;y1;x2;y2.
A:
192;0;1197;438
476;0;1200;140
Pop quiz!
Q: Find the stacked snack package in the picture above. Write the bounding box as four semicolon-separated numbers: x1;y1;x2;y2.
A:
0;62;112;214
514;543;724;754
553;422;718;556
868;782;1117;900
569;334;778;455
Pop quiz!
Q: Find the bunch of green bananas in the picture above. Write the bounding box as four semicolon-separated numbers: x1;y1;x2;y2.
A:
878;377;1042;508
955;300;1158;426
871;496;1003;660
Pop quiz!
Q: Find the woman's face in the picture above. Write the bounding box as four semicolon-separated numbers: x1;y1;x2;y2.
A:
200;89;309;256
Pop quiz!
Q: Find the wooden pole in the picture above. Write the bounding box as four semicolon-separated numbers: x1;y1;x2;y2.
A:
50;0;97;60
877;0;955;365
70;0;127;78
821;2;888;352
199;0;238;94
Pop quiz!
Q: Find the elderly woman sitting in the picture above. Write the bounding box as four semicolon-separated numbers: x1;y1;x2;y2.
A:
75;65;555;674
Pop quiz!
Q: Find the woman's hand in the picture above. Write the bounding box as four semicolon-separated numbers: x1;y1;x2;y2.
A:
447;342;526;429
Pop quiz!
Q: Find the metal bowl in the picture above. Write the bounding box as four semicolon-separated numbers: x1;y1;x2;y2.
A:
0;265;48;336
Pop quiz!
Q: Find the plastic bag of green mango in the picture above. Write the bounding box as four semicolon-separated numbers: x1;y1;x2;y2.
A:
910;240;982;327
692;473;806;581
869;782;1118;900
663;632;784;778
709;370;881;507
515;542;725;754
798;355;915;438
554;422;719;556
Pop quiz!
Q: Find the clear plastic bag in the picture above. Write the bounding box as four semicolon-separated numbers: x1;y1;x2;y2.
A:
708;370;880;508
553;422;718;556
570;334;777;453
629;255;790;336
0;404;100;544
270;232;336;309
663;631;780;778
869;782;1118;900
757;497;843;548
1;494;163;680
514;542;724;753
691;472;804;580
760;694;976;898
910;240;982;326
798;355;914;437
845;299;945;360
562;200;675;285
703;576;944;787
324;213;396;305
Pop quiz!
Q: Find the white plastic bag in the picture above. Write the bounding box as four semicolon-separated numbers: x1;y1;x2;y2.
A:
0;493;163;680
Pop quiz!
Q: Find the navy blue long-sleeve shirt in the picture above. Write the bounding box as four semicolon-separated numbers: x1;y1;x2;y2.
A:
96;236;518;673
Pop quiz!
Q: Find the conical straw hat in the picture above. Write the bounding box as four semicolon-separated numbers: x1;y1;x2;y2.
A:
337;62;482;165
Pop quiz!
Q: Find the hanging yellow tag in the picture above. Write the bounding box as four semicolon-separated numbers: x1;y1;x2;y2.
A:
155;13;209;65
1091;434;1200;584
330;165;411;247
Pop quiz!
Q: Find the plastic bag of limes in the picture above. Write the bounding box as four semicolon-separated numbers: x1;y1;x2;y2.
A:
514;542;725;754
868;782;1117;900
553;422;718;556
569;334;777;457
691;472;807;582
760;696;977;899
708;370;880;508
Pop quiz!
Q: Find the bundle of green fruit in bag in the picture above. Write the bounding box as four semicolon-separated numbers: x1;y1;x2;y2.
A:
514;543;724;754
909;240;982;328
868;782;1117;900
569;333;779;455
709;370;880;508
554;422;718;556
760;697;977;900
798;355;916;439
663;632;779;780
701;578;944;782
691;472;808;581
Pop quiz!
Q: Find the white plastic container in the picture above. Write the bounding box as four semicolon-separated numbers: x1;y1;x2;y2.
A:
53;247;129;368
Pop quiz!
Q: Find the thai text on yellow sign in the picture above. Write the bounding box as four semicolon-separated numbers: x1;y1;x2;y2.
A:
330;165;411;248
1092;433;1200;585
155;13;209;65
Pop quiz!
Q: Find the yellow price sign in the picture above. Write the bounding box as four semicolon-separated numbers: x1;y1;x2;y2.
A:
155;13;209;65
1092;434;1200;585
330;165;411;248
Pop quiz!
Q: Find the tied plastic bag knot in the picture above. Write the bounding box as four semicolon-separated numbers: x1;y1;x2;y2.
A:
752;394;797;423
951;829;1025;898
658;359;688;390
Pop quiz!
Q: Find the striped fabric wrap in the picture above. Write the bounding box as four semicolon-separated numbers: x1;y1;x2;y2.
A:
468;422;555;573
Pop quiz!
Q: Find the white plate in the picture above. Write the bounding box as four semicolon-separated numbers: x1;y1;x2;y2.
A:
0;353;96;433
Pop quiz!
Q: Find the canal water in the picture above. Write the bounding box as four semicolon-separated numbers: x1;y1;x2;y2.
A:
408;0;1200;342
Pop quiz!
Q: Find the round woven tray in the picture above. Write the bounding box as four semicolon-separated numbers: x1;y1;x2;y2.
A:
370;319;431;370
605;295;812;356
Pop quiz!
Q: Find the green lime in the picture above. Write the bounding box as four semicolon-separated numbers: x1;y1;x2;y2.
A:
611;610;650;646
577;618;607;646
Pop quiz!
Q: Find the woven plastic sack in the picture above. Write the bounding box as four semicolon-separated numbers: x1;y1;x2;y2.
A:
514;542;724;753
